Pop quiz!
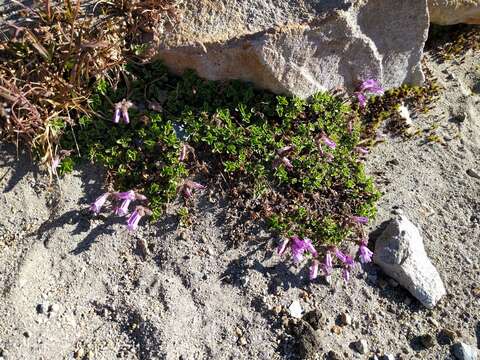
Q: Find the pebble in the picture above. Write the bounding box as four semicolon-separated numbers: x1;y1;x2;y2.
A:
339;312;352;326
74;349;85;359
419;334;435;349
238;337;247;346
466;169;480;180
452;342;478;360
353;339;369;354
288;300;303;319
36;303;48;314
327;350;343;360
273;305;282;315
381;355;395;360
440;328;457;342
331;325;342;335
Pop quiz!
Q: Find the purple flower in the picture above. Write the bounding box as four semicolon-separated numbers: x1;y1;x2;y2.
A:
113;104;121;123
51;157;60;175
277;145;294;156
303;238;318;257
112;190;147;216
114;190;136;201
281;157;293;171
355;147;369;155
290;236;307;263
359;240;373;264
126;206;152;232
352;215;369;225
127;209;141;231
321;134;337;149
113;99;133;124
115;199;132;216
309;259;319;280
335;249;354;267
90;192;110;214
356;93;367;108
290;236;317;264
335;248;347;263
355;79;384;108
360;79;384;94
322;252;333;277
335;249;355;282
179;180;206;199
277;238;290;256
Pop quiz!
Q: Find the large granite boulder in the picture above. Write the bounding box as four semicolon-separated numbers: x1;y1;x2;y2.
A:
428;0;480;25
157;0;429;98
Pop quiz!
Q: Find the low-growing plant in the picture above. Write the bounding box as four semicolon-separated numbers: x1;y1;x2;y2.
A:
59;61;383;280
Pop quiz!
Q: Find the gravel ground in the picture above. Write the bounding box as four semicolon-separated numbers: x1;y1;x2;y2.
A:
0;46;479;360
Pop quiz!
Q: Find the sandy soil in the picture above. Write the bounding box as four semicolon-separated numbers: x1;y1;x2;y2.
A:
0;46;479;359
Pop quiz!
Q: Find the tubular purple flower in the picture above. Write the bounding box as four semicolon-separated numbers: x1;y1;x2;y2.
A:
309;260;319;280
335;248;347;263
114;190;136;201
321;134;337;149
135;193;147;201
126;206;152;232
115;199;132;216
359;240;373;264
113;105;121;123
277;238;290;256
355;147;369;155
360;79;384;94
277;145;294;156
51;157;60;175
290;236;306;264
121;100;133;124
303;238;318;257
322;252;333;277
179;180;206;199
127;209;141;231
352;215;369;225
342;268;351;282
356;92;367;108
90;192;110;214
281;157;293;171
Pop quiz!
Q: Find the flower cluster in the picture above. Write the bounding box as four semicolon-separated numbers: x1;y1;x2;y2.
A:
277;216;374;282
89;190;152;231
355;79;384;108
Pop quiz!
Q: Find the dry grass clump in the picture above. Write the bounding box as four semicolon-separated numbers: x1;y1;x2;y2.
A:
0;0;177;174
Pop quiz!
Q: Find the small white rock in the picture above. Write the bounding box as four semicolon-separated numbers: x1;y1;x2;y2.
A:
398;103;413;126
374;216;446;309
288;300;303;319
452;342;478;360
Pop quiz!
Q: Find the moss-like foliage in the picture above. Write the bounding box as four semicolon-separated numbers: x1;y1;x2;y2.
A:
61;62;380;250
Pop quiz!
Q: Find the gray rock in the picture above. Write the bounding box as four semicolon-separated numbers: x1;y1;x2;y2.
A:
466;169;480;180
452;342;478;360
381;355;395;360
428;0;480;25
157;0;428;98
374;216;446;309
353;339;369;354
